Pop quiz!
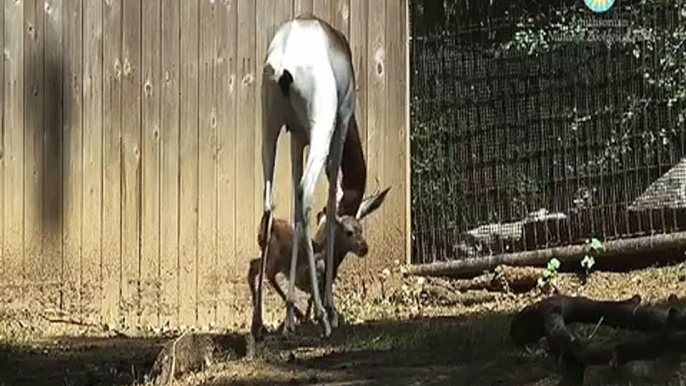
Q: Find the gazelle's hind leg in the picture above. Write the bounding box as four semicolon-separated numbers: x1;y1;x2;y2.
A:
285;97;337;338
283;137;305;334
252;78;283;341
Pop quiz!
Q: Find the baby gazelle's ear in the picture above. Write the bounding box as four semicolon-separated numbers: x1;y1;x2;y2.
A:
355;186;391;220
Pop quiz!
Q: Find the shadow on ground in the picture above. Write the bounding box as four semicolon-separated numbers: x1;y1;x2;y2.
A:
201;312;557;386
0;311;550;386
0;334;166;386
3;264;686;386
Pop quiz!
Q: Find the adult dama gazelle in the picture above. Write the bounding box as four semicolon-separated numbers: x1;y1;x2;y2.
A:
248;187;389;335
254;14;366;339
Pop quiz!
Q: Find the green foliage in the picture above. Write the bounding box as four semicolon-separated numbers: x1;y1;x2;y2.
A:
581;238;603;277
410;0;686;255
502;0;686;135
581;255;596;273
589;237;604;252
538;257;561;290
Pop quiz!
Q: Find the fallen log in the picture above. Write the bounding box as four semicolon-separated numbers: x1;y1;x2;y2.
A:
408;231;686;279
510;295;686;385
428;265;545;293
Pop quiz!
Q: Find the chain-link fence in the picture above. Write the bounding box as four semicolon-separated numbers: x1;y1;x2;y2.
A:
410;0;686;265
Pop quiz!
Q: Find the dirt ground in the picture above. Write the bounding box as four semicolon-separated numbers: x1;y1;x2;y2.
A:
2;261;686;386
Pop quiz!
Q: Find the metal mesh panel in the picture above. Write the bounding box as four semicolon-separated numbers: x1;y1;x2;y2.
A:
410;0;686;264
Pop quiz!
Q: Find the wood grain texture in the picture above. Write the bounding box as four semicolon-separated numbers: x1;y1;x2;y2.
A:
215;0;238;325
102;0;123;328
178;0;199;327
82;0;103;323
235;0;256;304
383;0;407;268
63;0;83;318
159;0;180;328
293;0;314;16
121;0;142;328
364;0;387;276
141;0;161;327
198;0;217;327
42;0;64;314
0;0;5;292
4;0;25;292
24;0;45;293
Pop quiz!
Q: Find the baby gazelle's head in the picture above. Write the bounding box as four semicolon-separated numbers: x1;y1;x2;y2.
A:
314;186;391;258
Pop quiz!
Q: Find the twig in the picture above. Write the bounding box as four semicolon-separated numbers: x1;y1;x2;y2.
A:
39;314;99;328
168;330;189;386
587;316;605;340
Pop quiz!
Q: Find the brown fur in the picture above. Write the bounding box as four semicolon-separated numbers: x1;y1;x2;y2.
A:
331;116;367;217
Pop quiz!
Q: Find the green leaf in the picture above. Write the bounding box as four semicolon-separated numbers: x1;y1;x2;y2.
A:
548;257;561;271
590;238;604;251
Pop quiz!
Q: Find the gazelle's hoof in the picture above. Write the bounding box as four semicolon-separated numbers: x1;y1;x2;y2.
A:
316;311;332;338
320;318;332;338
282;308;297;337
251;322;267;342
328;310;339;329
281;322;296;337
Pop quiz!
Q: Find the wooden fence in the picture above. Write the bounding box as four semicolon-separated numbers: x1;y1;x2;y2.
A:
0;0;409;329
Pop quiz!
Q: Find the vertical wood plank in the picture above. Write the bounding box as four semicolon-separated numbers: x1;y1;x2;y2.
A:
0;0;5;289
63;0;83;317
197;0;217;327
141;0;161;328
215;0;237;327
384;0;407;267
102;0;123;327
178;0;199;327
43;0;64;313
312;0;332;21
349;0;368;164
4;0;25;292
403;0;411;265
293;0;313;16
364;0;387;274
24;0;45;293
121;0;142;328
159;0;180;328
82;0;103;323
346;0;368;279
235;0;256;311
332;0;350;37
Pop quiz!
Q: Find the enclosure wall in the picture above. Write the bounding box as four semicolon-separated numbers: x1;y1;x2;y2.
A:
0;0;409;329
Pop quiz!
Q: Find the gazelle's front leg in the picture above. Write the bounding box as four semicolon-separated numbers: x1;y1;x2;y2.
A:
324;105;354;329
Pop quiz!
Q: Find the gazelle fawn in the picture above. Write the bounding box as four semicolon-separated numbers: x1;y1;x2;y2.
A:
248;187;390;335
